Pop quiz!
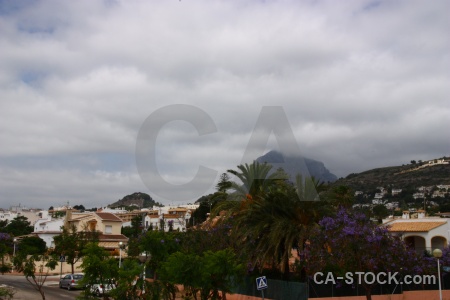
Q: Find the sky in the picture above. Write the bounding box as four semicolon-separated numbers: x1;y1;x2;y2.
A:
0;0;449;209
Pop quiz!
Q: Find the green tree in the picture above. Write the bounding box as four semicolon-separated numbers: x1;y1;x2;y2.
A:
140;230;182;280
110;259;144;300
53;224;98;274
0;219;8;229
0;233;12;274
13;253;58;300
122;215;144;257
324;185;355;208
18;236;47;255
161;249;243;300
73;205;86;211
78;243;119;300
2;216;33;237
372;204;389;223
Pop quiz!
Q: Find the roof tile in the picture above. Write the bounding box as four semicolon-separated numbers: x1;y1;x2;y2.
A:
388;222;446;232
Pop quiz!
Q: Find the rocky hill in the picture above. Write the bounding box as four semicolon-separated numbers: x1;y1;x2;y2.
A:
256;150;337;183
109;192;162;209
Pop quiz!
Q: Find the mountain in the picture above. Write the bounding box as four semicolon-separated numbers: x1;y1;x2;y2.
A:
333;158;450;192
256;150;337;183
108;192;161;209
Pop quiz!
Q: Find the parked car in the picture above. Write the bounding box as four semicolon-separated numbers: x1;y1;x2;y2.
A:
59;273;84;290
88;281;116;297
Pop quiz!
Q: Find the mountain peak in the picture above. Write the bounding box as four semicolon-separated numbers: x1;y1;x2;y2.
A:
256;150;337;183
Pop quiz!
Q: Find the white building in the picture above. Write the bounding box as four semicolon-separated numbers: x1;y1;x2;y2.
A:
32;211;64;248
391;189;402;196
144;206;194;232
0;211;18;223
383;211;450;253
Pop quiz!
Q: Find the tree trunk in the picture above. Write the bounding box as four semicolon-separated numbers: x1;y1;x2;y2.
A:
365;288;372;300
282;254;290;281
39;288;46;300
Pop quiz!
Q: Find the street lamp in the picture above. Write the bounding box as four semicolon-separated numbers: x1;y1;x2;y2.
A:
119;242;123;268
13;238;17;256
184;210;191;231
433;248;443;300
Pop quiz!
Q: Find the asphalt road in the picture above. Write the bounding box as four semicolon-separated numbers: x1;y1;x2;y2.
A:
0;274;82;300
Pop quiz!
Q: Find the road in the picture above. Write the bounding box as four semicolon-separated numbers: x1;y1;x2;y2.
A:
0;274;82;300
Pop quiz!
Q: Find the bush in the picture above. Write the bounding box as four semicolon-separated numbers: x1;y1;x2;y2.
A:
0;285;15;300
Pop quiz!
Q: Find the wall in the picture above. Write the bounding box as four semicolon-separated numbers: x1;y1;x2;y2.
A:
312;289;450;300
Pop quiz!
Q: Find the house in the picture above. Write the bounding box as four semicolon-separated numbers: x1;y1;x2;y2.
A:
144;206;193;232
65;211;128;253
32;211;64;248
413;192;425;199
383;210;449;253
391;189;402;196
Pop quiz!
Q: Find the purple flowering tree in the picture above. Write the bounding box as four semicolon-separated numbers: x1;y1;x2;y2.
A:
306;209;425;300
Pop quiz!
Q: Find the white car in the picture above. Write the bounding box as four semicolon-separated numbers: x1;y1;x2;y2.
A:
89;282;116;297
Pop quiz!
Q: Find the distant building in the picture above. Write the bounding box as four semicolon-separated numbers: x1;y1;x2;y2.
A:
413;192;425;199
391;189;402;196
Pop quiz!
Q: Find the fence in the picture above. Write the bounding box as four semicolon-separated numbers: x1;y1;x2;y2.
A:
232;276;308;300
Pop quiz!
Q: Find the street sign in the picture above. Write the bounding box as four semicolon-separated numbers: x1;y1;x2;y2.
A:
59;255;65;262
256;276;268;290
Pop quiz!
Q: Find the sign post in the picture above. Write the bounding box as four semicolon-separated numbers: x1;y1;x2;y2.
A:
256;276;268;300
59;255;65;279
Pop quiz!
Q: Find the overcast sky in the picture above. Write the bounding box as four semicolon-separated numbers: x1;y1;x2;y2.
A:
0;0;448;209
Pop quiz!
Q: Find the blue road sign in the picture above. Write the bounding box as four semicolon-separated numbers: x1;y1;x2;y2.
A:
256;276;268;290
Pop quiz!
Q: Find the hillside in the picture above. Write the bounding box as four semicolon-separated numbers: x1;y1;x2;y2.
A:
334;159;450;191
256;150;337;183
109;192;162;209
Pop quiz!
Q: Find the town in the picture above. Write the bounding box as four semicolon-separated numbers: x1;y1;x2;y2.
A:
1;158;450;300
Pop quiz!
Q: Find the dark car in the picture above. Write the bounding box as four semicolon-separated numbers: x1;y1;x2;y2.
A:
59;273;84;290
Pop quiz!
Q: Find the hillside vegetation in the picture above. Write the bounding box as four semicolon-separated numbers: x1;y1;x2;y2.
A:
335;160;450;192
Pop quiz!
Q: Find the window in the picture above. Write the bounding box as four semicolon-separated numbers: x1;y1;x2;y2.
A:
105;225;112;234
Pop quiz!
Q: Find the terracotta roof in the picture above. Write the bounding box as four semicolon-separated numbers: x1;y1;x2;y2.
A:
98;234;128;241
95;212;122;222
388;222;446;232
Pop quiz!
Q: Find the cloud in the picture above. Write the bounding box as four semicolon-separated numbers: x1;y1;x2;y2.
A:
0;0;448;208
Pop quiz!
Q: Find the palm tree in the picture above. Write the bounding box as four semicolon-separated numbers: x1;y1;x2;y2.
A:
227;161;284;200
237;174;324;280
213;161;327;280
213;161;286;217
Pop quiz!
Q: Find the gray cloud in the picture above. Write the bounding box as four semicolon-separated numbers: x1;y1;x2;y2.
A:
0;0;448;208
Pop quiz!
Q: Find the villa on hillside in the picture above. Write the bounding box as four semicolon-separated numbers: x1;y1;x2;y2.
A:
383;210;449;253
65;211;128;253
